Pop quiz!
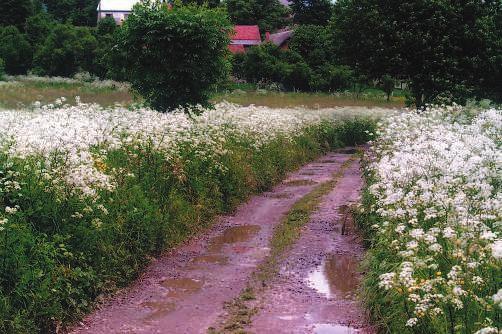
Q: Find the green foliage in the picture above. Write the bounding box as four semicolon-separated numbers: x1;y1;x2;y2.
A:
43;0;101;26
24;12;56;47
96;16;117;36
233;43;311;91
0;26;32;75
0;59;5;81
331;0;502;107
290;0;333;26
225;0;291;33
380;75;395;102
0;118;375;333
0;0;33;31
112;3;232;112
33;24;98;77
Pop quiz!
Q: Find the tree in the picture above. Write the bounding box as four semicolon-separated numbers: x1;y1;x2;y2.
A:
233;43;311;91
43;0;100;26
112;2;232;112
225;0;291;33
25;12;56;47
0;0;33;31
96;16;117;36
331;0;502;107
290;0;333;26
0;58;5;81
380;74;395;101
0;26;32;75
33;24;98;77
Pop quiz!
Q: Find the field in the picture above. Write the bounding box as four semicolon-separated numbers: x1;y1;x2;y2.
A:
0;76;499;334
0;94;385;332
357;106;502;333
0;76;405;110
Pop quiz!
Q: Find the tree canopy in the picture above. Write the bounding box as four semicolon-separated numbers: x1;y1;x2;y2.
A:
113;2;232;111
331;0;502;106
290;0;333;26
225;0;291;33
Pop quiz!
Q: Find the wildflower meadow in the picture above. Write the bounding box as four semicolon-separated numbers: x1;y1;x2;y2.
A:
0;100;379;332
358;105;502;334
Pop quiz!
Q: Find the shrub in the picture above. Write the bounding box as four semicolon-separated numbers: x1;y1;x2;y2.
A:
234;43;311;91
33;24;98;77
380;75;395;101
0;58;5;81
24;12;56;47
111;3;232;112
0;26;32;75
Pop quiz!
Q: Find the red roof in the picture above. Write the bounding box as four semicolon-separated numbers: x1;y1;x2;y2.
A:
228;44;246;54
232;25;261;41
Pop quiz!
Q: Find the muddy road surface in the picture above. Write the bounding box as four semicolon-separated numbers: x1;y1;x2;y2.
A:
70;151;369;334
246;160;374;334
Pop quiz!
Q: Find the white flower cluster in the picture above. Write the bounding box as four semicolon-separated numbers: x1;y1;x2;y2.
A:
368;105;501;332
0;101;387;198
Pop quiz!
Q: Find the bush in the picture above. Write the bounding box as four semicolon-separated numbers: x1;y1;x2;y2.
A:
233;43;311;91
0;58;5;81
33;24;98;77
0;26;32;75
111;3;232;112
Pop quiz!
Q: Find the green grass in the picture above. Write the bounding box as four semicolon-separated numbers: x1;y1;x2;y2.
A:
0;80;135;109
0;78;405;110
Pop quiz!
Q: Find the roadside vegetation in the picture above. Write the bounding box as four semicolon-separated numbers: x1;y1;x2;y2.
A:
357;106;502;333
0;101;379;333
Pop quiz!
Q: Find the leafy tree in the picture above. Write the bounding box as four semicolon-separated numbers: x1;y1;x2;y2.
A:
380;74;395;101
25;12;56;47
112;2;232;111
96;16;117;36
290;0;333;25
0;0;33;30
225;0;291;33
0;26;32;74
289;24;334;68
43;0;100;26
331;0;502;106
0;58;5;81
33;24;98;76
233;43;311;91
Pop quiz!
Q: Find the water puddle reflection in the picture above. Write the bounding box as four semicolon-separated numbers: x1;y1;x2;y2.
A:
208;225;261;252
161;278;204;298
314;323;359;334
307;254;359;299
191;254;228;265
141;300;176;321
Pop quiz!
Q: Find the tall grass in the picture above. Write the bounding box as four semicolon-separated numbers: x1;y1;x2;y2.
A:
0;102;378;333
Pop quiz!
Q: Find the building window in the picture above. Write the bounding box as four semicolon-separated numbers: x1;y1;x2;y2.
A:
105;13;112;17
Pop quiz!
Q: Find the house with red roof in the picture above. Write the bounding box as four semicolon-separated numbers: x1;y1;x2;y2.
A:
229;25;262;54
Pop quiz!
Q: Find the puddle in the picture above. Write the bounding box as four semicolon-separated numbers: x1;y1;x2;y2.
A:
161;278;204;298
314;323;359;334
335;148;357;155
307;254;359;299
141;300;176;321
266;192;293;199
191;254;228;265
283;179;317;187
208;225;261;252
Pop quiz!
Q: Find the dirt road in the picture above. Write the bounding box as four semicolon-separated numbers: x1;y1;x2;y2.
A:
70;150;370;334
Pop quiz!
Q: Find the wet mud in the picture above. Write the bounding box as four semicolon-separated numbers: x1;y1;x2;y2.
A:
247;160;375;334
69;152;354;334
